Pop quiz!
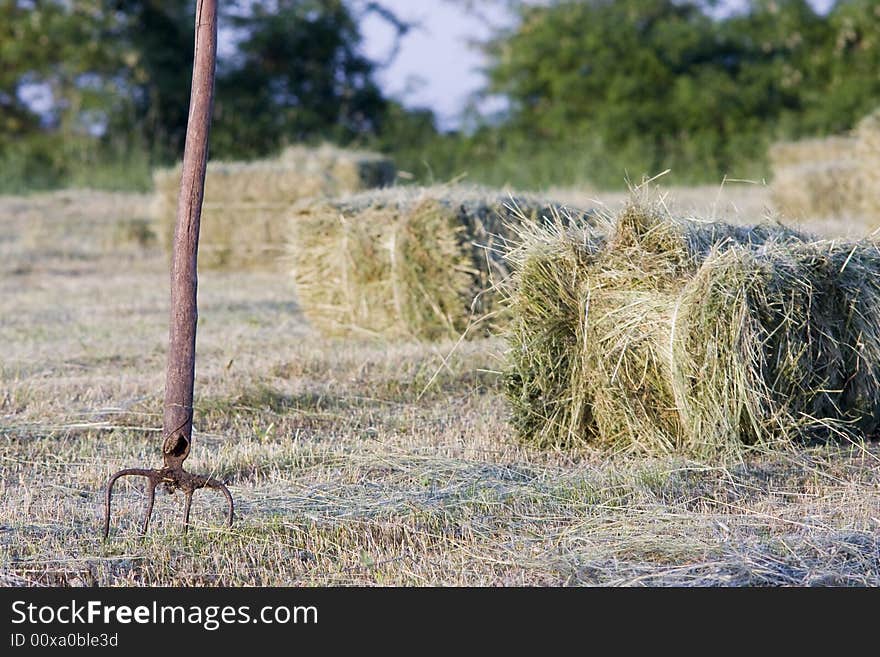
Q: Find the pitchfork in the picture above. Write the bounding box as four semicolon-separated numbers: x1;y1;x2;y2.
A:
103;0;234;537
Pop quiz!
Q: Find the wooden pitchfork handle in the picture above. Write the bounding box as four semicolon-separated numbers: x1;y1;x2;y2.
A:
103;0;234;538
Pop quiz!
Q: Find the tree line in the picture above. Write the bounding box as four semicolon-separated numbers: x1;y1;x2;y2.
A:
1;0;879;192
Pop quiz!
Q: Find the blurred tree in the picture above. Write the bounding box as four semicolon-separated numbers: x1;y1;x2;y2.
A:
811;0;880;133
106;0;194;159
720;0;832;137
0;0;121;188
479;0;842;184
212;0;390;158
3;0;879;192
0;0;418;188
0;1;44;142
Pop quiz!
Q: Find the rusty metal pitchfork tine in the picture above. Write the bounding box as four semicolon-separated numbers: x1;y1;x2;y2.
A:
103;466;234;539
103;469;156;539
103;0;234;538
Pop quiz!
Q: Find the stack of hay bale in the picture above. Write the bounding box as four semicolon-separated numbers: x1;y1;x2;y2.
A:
152;145;396;268
288;185;594;341
505;201;880;455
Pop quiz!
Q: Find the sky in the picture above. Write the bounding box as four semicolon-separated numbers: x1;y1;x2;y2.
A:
359;0;513;130
358;0;837;131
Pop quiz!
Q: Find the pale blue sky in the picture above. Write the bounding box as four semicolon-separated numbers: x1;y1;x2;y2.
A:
359;0;837;130
360;0;513;130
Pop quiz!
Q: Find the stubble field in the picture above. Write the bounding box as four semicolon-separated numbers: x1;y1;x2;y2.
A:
2;186;879;586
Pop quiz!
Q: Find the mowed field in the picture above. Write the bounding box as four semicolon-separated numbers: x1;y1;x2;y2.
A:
2;186;880;586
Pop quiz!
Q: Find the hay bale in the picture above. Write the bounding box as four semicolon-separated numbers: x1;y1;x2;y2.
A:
153;161;321;268
770;159;863;219
504;202;821;454
603;204;808;286
289;185;595;341
581;289;684;452
768;134;863;219
582;209;807;453
152;146;396;269
279;144;397;192
855;109;880;221
674;239;880;450
504;220;607;448
768;136;856;170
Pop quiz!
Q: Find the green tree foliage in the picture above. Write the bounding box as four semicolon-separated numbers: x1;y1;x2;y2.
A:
0;0;120;188
0;0;401;190
213;0;388;159
106;0;393;161
443;0;880;188
106;0;195;158
812;0;880;132
471;0;861;186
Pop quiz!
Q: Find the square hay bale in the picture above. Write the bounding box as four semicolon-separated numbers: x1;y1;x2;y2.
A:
768;134;863;219
770;159;863;219
279;144;397;192
503;220;607;448
674;239;880;449
768;136;856;171
501;202;862;456
152;146;396;269
855;109;880;221
288;185;595;341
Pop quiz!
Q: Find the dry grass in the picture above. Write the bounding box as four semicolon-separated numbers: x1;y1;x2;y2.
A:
2;189;880;586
